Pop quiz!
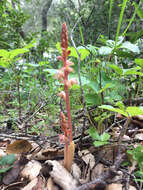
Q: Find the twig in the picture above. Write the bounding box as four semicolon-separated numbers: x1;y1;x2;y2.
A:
74;153;126;190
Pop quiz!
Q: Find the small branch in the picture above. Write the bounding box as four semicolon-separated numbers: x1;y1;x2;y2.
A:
74;153;126;190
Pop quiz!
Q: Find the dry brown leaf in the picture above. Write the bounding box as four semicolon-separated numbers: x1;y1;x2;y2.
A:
0;148;6;158
135;133;143;140
46;177;58;190
46;160;78;190
106;183;136;190
64;141;75;172
6;140;32;154
31;148;64;160
21;160;42;180
71;163;81;179
133;115;143;120
32;175;45;190
78;149;95;169
91;163;104;180
22;177;38;190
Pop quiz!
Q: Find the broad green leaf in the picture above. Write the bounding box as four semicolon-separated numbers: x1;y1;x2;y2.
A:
85;93;102;105
56;42;62;54
24;40;36;49
123;66;143;76
0;166;13;173
99;83;112;93
78;46;90;60
98;46;113;55
0;154;15;165
0;49;9;57
135;59;143;67
93;141;109;147
126;107;143;116
86;81;100;93
88;127;101;141
116;101;125;111
0;59;10;67
123;66;142;75
38;61;49;66
43;69;58;75
106;40;115;47
108;64;123;75
69;46;90;60
100;133;110;141
121;41;140;53
86;45;97;55
99;105;128;117
10;48;29;59
56;43;90;60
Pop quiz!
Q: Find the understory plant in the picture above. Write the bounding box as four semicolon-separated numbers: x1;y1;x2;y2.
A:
54;23;77;171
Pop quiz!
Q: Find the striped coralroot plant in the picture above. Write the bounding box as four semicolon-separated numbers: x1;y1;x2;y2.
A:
55;23;77;172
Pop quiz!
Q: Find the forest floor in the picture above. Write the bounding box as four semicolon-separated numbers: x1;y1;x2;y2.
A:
0;105;143;190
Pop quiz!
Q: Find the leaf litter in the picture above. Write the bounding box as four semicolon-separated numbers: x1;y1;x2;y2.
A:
0;113;143;189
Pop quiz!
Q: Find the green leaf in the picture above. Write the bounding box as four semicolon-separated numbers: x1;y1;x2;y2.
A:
88;127;101;141
116;101;125;111
0;49;9;57
86;81;100;93
38;61;49;66
56;42;62;54
108;64;123;75
135;59;143;67
85;93;102;106
86;45;97;55
123;66;142;75
93;141;109;147
126;107;143;116
43;69;57;75
100;133;110;141
78;46;90;60
99;105;128;117
121;41;140;53
0;154;15;166
56;43;90;60
0;166;13;173
10;48;29;59
98;46;113;55
99;83;112;93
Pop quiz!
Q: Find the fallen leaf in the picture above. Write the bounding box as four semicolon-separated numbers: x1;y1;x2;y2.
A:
135;133;143;140
32;175;45;190
6;140;32;154
21;160;42;180
32;148;64;160
71;163;81;179
133;115;143;120
106;183;137;190
91;163;104;180
78;149;95;169
22;177;38;190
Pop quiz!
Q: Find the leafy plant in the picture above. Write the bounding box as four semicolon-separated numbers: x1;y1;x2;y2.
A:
99;103;143;117
127;145;143;183
0;154;15;181
88;127;110;147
